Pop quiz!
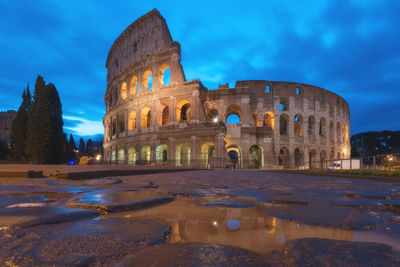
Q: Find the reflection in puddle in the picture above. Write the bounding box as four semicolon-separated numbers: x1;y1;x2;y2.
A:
131;198;400;255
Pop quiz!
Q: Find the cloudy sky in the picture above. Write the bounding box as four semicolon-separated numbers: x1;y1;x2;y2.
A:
0;0;399;136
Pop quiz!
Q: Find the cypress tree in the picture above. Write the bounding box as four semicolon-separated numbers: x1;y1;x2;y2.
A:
79;138;85;155
11;84;32;161
66;134;77;162
26;75;64;163
86;139;94;155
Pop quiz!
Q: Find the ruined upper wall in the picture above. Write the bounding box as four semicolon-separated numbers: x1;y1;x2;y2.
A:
106;9;175;80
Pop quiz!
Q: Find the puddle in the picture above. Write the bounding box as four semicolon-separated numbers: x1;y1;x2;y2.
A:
130;198;400;256
0;192;73;207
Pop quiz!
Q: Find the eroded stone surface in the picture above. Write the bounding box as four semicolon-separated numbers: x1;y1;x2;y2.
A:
268;238;400;266
121;242;272;267
68;190;174;212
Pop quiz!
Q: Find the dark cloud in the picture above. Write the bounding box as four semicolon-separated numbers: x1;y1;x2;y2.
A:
0;0;398;136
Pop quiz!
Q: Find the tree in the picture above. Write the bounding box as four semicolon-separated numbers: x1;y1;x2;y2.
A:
65;134;77;162
26;75;64;163
79;138;85;155
10;84;32;161
86;139;94;155
0;140;11;160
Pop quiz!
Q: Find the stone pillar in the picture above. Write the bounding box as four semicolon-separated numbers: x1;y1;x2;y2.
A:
191;136;198;167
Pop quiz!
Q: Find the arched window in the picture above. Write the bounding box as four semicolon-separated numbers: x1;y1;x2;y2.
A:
176;100;191;123
263;112;274;130
140;107;151;128
143;70;153;90
226;105;242;124
176;143;190;167
294;148;302;167
140;145;151;164
308;116;315;136
156;144;168;164
120;82;127;100
319;117;326;137
117;113;125;133
128;147;136;165
128;111;136;131
157;104;169;126
278;147;289;167
158;64;171;86
250;145;263;168
117;148;125;165
294;115;302;136
207;109;219;122
280;115;288;136
130;76;138;95
226;113;240;124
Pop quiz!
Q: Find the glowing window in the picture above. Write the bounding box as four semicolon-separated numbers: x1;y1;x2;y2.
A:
120;82;127;100
226;114;240;124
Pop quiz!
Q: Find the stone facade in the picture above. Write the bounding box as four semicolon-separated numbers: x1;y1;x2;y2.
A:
103;9;350;169
0;110;17;145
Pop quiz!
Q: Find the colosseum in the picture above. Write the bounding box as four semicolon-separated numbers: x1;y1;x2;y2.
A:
103;9;350;169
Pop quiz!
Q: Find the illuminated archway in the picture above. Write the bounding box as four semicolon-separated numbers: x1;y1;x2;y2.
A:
140;107;151;128
128;147;136;165
226;105;242;124
263;112;275;130
156;144;168;164
143;70;153;90
294;114;303;136
200;142;214;168
128;111;136;131
130;76;138;95
227;144;242;168
176;100;191;123
120;82;127;100
157;104;169;126
249;145;263;168
117;148;125;165
140;145;151;164
158;64;171;86
176;143;190;167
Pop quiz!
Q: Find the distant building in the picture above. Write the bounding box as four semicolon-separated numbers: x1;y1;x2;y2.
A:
0;110;17;144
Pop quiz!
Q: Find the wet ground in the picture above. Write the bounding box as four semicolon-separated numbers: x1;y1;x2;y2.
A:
0;168;400;266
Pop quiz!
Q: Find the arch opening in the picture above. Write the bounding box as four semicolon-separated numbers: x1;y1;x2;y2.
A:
140;107;151;128
263;112;275;130
250;145;263;168
128;111;136;131
280;115;288;136
158;64;171;86
177;100;191;123
117;148;125;165
278;147;290;167
143;70;153;90
128;147;136;165
120;82;127;100
130;76;138;95
294;114;303;136
200;142;214;168
176;143;190;167
227;145;242;168
140;145;151;164
156;144;168;164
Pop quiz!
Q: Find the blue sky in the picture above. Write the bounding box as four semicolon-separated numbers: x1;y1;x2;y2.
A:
0;0;399;136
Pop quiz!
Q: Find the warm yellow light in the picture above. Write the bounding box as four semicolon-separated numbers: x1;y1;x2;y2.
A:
96;154;102;161
213;117;218;123
213;221;218;227
389;157;393;161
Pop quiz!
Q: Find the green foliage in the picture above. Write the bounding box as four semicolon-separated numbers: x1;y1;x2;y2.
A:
65;134;77;162
85;139;94;155
25;75;64;164
79;138;85;154
10;84;32;161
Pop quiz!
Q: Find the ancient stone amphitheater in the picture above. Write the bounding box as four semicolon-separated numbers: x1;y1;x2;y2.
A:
103;9;350;169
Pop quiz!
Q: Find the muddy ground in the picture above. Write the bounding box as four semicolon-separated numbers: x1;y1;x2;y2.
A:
0;165;399;266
